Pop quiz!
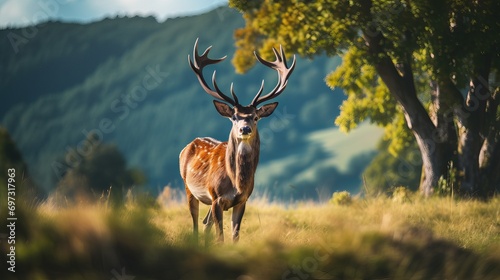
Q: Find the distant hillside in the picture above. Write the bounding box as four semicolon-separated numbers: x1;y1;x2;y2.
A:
0;6;382;200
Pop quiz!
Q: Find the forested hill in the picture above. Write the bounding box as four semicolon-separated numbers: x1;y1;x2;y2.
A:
0;6;382;200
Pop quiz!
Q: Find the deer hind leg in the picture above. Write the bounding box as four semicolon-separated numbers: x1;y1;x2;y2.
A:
211;198;224;243
202;208;213;232
185;186;199;237
202;208;213;246
231;203;246;242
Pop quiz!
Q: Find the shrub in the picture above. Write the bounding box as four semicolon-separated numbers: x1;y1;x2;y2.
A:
391;186;412;203
330;191;353;206
436;162;458;197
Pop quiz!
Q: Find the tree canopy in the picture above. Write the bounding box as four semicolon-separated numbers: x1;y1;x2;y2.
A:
230;0;500;197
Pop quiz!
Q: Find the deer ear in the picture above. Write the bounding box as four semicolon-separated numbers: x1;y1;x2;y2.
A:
213;100;233;118
257;102;278;118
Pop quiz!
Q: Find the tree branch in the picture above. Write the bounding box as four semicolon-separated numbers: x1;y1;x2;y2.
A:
362;30;435;132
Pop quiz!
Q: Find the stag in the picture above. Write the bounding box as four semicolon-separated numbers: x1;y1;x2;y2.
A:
180;39;295;243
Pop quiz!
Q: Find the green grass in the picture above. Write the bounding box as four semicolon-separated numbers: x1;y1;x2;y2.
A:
2;193;499;280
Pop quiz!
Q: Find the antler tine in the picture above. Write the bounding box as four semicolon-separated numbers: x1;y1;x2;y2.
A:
251;80;266;105
251;45;296;107
230;83;239;105
188;38;237;106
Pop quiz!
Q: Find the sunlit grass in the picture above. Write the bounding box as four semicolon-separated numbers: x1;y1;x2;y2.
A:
3;192;499;279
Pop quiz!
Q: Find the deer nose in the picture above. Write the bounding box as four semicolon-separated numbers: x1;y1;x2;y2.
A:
240;126;252;135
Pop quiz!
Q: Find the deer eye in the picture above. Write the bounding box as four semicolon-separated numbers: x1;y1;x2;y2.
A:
254;116;259;122
231;115;237;121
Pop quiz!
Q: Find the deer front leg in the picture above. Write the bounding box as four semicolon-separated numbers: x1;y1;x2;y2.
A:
231;203;246;242
185;187;199;239
211;198;224;243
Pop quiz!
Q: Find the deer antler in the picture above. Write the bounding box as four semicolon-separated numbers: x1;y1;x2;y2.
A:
188;38;239;106
251;45;296;107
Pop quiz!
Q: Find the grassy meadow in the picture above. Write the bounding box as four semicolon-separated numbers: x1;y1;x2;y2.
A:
2;190;499;280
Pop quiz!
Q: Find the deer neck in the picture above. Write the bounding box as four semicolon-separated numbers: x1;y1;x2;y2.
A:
226;131;260;195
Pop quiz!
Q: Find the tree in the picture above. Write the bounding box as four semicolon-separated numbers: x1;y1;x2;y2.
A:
55;133;146;203
0;126;43;202
230;0;500;197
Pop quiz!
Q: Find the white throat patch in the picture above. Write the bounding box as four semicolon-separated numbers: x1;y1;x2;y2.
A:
237;141;253;155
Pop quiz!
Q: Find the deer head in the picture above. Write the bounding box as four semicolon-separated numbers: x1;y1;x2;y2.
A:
188;38;296;145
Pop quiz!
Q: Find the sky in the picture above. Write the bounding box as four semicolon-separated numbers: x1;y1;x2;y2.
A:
0;0;228;28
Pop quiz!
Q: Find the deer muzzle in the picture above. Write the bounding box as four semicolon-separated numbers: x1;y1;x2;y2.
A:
239;126;252;139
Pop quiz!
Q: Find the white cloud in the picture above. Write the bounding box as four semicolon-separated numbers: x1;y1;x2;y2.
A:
0;0;36;27
0;0;227;28
87;0;227;21
0;0;79;27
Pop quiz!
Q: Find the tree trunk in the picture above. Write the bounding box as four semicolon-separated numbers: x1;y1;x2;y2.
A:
429;81;460;192
459;128;482;195
479;134;500;196
373;62;443;195
363;31;448;196
478;87;500;196
458;58;490;196
413;132;446;196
